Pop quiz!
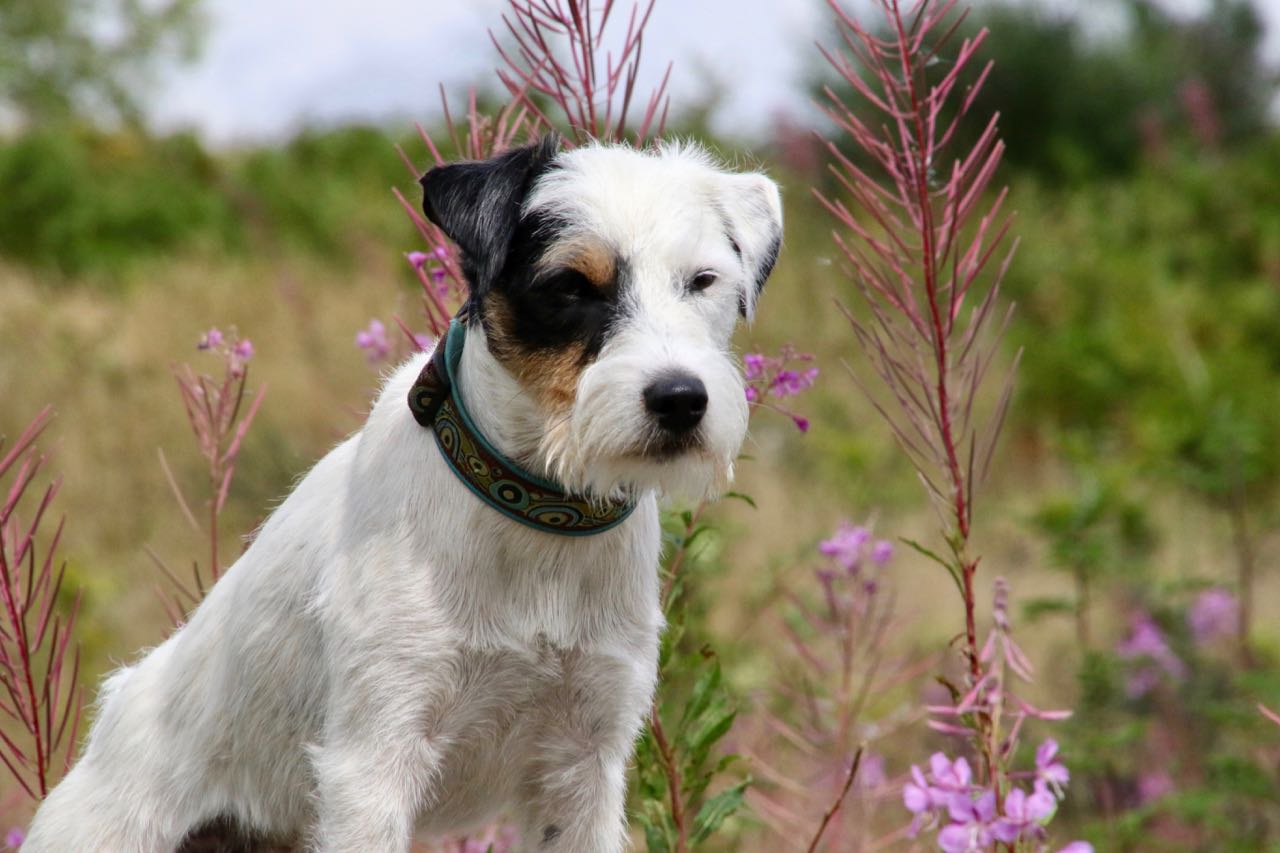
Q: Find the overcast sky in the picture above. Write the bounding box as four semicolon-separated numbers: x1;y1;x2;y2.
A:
150;0;1280;145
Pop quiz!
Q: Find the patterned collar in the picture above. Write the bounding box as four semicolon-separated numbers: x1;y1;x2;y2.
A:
407;319;636;536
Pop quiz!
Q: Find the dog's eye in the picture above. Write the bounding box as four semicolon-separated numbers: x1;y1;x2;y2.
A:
688;271;718;293
541;270;598;301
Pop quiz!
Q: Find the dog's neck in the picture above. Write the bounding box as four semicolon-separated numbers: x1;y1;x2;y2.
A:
455;324;554;479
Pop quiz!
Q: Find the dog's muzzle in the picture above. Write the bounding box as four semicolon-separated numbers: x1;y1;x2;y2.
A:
641;370;708;456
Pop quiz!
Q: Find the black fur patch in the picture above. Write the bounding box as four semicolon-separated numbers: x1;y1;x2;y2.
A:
419;133;562;312
542;824;563;845
744;232;782;316
176;815;293;853
483;209;625;366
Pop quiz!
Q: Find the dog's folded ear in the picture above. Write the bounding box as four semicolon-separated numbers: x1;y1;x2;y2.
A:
719;172;783;321
420;133;562;300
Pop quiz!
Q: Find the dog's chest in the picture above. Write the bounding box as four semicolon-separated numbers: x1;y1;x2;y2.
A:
420;632;654;828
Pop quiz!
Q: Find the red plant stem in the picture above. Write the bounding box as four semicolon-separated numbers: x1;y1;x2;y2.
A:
209;483;219;584
649;704;687;853
805;747;863;853
660;501;706;607
890;2;969;545
886;2;981;689
961;558;980;682
1;565;46;795
648;502;704;852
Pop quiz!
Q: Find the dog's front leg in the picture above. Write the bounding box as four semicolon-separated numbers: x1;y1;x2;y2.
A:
515;650;655;853
310;728;441;853
308;653;449;853
515;747;630;853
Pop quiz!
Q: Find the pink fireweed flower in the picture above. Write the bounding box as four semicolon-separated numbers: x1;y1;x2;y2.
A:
4;827;22;850
770;366;819;397
1036;739;1070;795
903;762;952;836
859;752;887;789
1188;587;1238;645
992;782;1055;844
406;250;429;269
871;539;894;565
233;339;254;361
980;577;1035;681
938;790;996;853
930;753;973;794
432;245;449;259
1116;611;1185;697
903;764;937;815
1058;844;1094;853
1137;770;1174;805
742;346;817;431
197;328;224;350
1117;612;1176;659
355;319;391;363
819;523;871;572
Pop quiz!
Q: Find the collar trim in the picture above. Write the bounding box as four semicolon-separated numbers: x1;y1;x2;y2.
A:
408;319;635;536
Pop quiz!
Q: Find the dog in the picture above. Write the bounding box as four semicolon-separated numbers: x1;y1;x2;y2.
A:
25;133;782;852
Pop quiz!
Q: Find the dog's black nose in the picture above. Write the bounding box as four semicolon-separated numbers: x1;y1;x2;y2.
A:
643;373;708;434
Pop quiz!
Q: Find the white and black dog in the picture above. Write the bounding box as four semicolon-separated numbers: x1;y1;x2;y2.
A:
26;134;782;852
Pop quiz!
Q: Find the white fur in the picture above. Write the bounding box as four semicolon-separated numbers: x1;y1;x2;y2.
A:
530;143;776;499
25;142;781;853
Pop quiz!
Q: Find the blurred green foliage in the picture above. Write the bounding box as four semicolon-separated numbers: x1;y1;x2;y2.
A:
1068;611;1280;850
1008;135;1280;473
0;124;422;279
0;0;201;126
633;508;749;852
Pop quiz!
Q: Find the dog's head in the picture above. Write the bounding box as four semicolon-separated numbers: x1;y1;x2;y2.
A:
420;134;782;499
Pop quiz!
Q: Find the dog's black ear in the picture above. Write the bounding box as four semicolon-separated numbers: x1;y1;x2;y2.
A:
420;133;562;299
719;172;783;321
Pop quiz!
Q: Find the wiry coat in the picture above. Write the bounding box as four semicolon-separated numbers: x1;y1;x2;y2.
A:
25;137;782;853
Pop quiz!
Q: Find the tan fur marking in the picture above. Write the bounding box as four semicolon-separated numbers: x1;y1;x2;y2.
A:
483;294;585;412
536;239;616;288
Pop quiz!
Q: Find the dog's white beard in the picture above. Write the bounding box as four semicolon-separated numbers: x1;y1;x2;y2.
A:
541;339;749;502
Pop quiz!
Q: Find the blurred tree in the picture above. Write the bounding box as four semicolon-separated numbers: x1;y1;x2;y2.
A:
972;0;1276;178
0;0;202;128
808;0;1278;181
1029;462;1156;649
1125;0;1275;147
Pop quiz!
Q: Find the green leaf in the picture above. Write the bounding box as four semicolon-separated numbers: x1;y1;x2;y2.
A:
678;659;723;732
723;491;758;509
682;523;712;552
1021;595;1076;620
639;800;674;853
900;536;965;599
686;703;737;759
691;780;751;845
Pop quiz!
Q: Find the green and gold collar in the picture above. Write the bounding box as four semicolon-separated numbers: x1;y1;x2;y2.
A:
407;319;635;536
